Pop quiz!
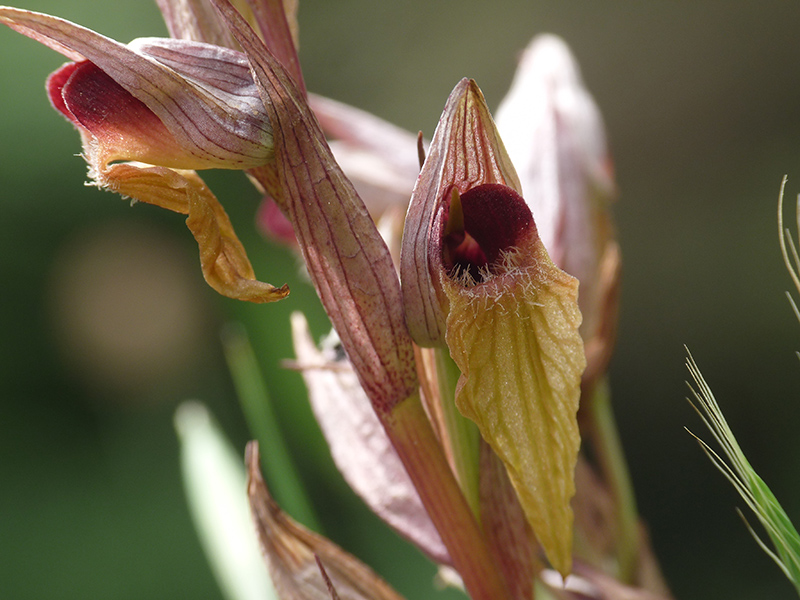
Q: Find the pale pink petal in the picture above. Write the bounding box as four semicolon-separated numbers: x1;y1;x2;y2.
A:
495;34;615;337
310;94;422;217
156;0;240;47
289;313;450;565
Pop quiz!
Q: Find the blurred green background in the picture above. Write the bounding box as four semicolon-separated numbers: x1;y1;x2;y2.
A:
2;1;800;598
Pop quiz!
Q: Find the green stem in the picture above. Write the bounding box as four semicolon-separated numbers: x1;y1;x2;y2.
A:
221;323;322;532
588;378;639;582
434;347;481;517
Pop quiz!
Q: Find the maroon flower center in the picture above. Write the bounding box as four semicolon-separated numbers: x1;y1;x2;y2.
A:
443;183;534;283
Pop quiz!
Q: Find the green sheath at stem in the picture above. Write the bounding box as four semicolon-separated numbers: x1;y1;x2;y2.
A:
588;378;639;582
434;347;482;517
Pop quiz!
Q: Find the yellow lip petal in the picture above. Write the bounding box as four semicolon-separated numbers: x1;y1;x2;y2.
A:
443;239;585;576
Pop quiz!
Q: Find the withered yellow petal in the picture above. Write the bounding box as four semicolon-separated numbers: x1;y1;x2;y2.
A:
443;241;584;576
102;163;289;303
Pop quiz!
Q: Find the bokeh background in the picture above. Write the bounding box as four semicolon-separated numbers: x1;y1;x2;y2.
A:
2;1;800;598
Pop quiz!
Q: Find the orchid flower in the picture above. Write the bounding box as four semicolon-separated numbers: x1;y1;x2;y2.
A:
0;7;294;303
401;77;585;577
1;1;671;599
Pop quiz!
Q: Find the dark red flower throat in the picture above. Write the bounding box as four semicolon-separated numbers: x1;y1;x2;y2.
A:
442;183;534;284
